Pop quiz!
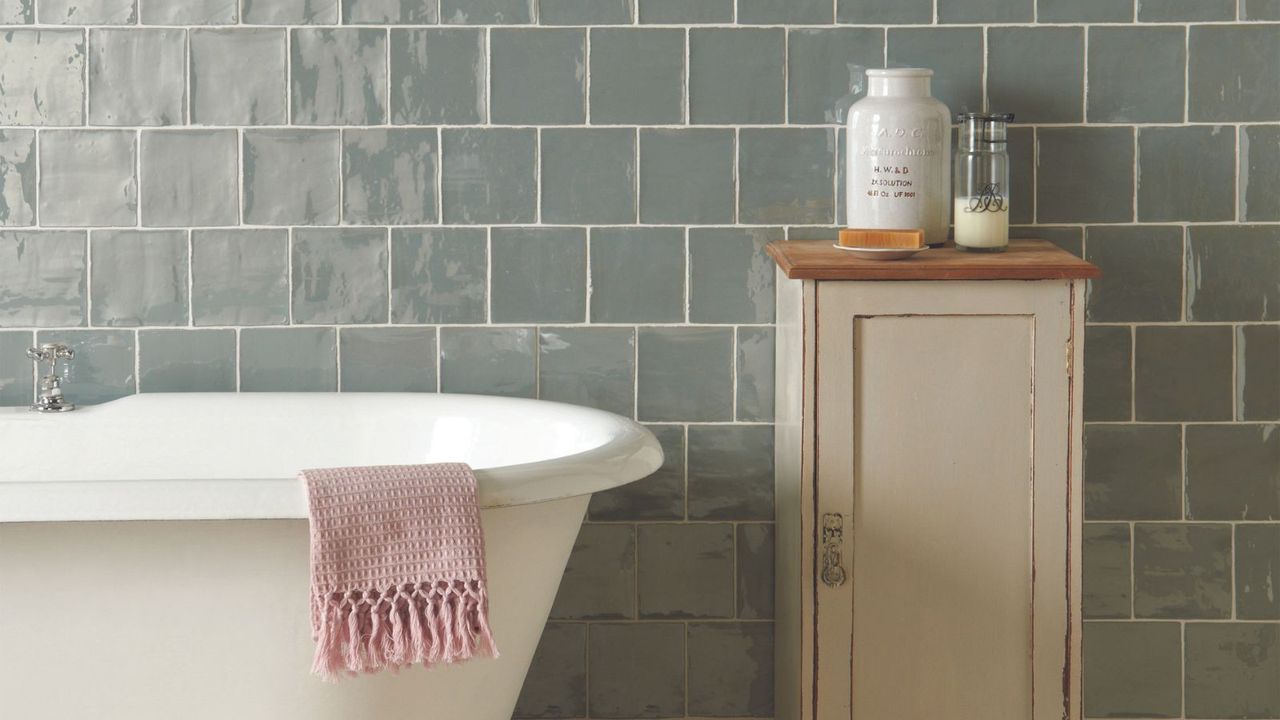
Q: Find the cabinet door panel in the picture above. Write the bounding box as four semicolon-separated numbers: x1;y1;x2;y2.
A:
813;281;1076;720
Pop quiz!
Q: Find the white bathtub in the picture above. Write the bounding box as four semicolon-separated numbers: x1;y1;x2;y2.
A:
0;393;663;720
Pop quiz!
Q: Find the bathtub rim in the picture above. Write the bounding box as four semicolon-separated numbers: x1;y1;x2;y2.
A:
0;392;664;523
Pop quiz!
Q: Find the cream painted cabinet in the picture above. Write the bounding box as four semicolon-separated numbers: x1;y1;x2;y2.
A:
769;240;1099;720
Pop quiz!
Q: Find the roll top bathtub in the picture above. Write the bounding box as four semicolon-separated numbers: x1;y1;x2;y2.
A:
0;392;663;720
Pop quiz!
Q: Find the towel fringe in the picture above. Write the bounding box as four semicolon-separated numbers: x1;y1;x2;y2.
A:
311;580;499;682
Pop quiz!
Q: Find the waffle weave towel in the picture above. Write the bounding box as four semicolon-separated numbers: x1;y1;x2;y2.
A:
301;463;498;680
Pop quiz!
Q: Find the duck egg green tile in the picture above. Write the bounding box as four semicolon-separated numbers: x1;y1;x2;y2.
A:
513;623;586;719
1243;0;1280;18
242;0;337;22
788;28;883;125
540;0;632;24
34;329;134;404
390;28;485;125
588;424;685;521
390;228;486;325
1083;326;1131;422
291;228;388;325
739;128;835;225
41;0;135;24
636;326;733;422
1190;25;1280;122
638;523;734;618
987;27;1082;123
190;30;287;126
1135;325;1233;421
738;0;831;22
1087;26;1185;124
1138;0;1234;19
887;28;984;115
538;327;634;416
438;327;536;398
88;29;184;127
90;230;188;327
1138;126;1235;222
0;331;33;406
938;0;1030;22
291;29;386;126
1186;424;1280;521
139;329;235;393
339;327;436;392
737;523;774;619
590;28;683;125
0;0;33;23
737;327;775;423
589;227;684;323
239;327;336;392
1085;225;1183;322
1084;424;1182;520
141;131;238;228
490;29;585;124
142;0;236;22
1134;523;1232;619
638;0;731;22
440;128;537;224
490;227;586;323
1186;623;1280;718
1083;523;1131;619
688;425;774;521
689;228;776;324
1188;226;1280;322
638;128;734;224
38;130;136;228
1036;127;1134;224
0;131;35;227
191;230;289;327
1023;225;1084;255
342;0;435;22
1242;125;1280;221
689;28;785;125
243;130;339;226
0;231;85;327
0;30;83;126
1236;525;1280;619
440;0;532;23
588;623;684;718
342;128;438;226
1083;621;1181;718
1038;0;1133;20
687;623;774;717
838;0;931;22
541;129;635;224
550;524;635;620
1238;325;1280;421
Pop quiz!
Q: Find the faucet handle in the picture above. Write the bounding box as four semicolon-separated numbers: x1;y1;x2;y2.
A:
27;343;76;412
27;342;74;366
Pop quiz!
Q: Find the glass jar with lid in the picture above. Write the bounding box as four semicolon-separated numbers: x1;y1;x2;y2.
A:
954;113;1014;252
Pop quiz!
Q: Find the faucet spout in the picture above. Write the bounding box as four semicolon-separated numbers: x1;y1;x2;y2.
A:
26;343;77;413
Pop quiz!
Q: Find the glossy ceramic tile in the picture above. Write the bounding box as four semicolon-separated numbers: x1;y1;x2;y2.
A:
1185;424;1280;521
1235;525;1280;619
290;228;389;324
1237;325;1280;420
343;0;436;22
140;130;239;227
513;623;587;719
1185;623;1280;718
1138;126;1236;222
438;327;536;398
490;227;586;323
587;424;685;521
1083;622;1182;718
1036;127;1135;224
739;0;830;22
88;29;185;126
1083;326;1132;422
291;29;387;125
389;228;486;324
589;28;683;125
0;231;86;327
243;130;340;226
636;327;733;422
1139;0;1235;20
0;330;34;406
1088;26;1186;123
38;130;137;228
838;0;931;22
886;27;984;115
1135;325;1233;421
1134;523;1232;619
1083;523;1131;619
90;230;189;327
0;32;84;125
938;0;1031;21
191;230;290;326
550;524;636;620
389;28;485;125
638;0;732;22
687;425;774;521
1084;424;1183;520
589;227;685;323
1187;225;1280;322
190;30;287;126
736;327;775;423
440;128;536;224
787;28;884;125
338;326;436;392
342;128;437;225
34;329;135;404
239;327;337;392
689;28;785;124
587;623;684;718
241;0;338;23
141;0;237;23
638;129;735;224
538;327;634;416
540;0;632;23
439;0;532;23
1189;25;1280;122
738;128;836;225
138;329;236;392
1085;225;1183;322
687;623;774;717
637;523;734;619
688;227;776;324
42;0;137;23
1241;125;1280;221
736;523;775;619
489;29;586;124
541;129;636;224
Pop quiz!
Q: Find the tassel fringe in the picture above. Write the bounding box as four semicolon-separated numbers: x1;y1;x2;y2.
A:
311;578;498;681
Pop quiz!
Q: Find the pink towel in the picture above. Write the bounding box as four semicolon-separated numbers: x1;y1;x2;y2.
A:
301;463;498;681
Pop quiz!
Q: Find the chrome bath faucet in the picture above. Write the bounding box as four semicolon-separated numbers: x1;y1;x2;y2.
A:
26;343;76;413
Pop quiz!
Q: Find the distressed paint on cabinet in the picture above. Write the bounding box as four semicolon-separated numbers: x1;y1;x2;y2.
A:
773;242;1090;720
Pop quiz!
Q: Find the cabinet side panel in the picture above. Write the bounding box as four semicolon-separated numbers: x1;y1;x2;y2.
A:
774;272;815;720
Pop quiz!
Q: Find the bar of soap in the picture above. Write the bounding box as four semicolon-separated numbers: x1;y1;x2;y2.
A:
838;228;925;249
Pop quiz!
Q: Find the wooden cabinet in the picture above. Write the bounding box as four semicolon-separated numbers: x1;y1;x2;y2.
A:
769;240;1099;720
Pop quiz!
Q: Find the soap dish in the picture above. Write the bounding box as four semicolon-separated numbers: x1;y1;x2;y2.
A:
832;244;929;261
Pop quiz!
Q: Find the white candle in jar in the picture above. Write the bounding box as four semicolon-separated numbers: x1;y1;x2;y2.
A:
953;198;1009;249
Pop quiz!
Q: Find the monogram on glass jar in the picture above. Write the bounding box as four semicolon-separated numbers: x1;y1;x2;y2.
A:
954;113;1014;252
845;68;952;247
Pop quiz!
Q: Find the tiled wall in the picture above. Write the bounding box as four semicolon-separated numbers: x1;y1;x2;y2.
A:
0;0;1277;716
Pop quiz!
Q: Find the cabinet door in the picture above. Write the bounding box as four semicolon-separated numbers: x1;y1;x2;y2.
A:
813;280;1081;720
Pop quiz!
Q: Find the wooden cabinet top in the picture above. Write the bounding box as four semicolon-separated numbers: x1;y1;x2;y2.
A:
767;239;1101;281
